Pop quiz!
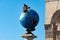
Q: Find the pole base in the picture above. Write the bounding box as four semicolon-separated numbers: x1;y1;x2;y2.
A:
21;33;37;40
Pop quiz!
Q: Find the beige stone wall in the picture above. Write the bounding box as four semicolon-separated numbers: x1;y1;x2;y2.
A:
46;38;53;40
45;0;60;24
45;0;60;40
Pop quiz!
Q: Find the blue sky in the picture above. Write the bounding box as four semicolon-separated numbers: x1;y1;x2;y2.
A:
0;0;45;40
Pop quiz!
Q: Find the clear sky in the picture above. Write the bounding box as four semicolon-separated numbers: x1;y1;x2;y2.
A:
0;0;45;40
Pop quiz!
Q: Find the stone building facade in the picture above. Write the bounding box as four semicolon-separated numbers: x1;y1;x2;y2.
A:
45;0;60;40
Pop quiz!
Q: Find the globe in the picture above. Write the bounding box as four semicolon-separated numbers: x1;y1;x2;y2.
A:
20;9;39;31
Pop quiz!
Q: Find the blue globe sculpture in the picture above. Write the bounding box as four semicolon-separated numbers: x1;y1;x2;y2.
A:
19;4;39;33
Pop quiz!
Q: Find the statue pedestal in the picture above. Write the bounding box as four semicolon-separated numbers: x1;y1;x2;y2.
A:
22;34;37;40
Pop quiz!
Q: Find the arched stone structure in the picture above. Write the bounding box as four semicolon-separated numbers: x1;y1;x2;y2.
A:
51;9;60;31
51;9;60;40
45;9;60;40
51;9;60;24
45;0;60;40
